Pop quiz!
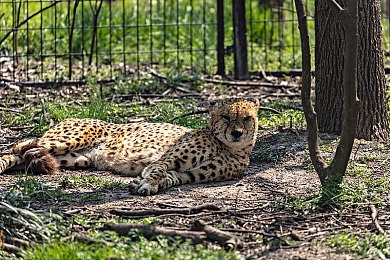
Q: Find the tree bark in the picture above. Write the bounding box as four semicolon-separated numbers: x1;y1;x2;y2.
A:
315;0;389;141
297;0;358;187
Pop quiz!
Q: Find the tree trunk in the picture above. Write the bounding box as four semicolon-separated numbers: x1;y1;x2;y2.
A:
315;0;389;141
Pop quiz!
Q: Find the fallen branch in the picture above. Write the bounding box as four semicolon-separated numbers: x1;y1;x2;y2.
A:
171;110;208;121
369;204;387;235
2;243;21;253
191;220;243;250
148;69;202;95
62;235;108;245
114;93;203;101
0;107;23;113
110;203;221;218
171;105;280;121
4;236;31;248
201;77;297;89
102;222;206;245
221;227;279;238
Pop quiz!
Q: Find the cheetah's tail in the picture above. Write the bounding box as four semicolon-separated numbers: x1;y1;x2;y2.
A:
0;139;59;175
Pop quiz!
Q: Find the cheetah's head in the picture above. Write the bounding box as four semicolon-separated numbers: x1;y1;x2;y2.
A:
208;98;259;148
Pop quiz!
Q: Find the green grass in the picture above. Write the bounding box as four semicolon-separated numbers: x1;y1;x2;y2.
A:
0;200;52;242
80;191;101;201
45;96;119;123
329;232;390;259
0;82;208;135
280;164;390;212
5;175;66;207
59;175;124;190
258;101;305;130
22;235;243;260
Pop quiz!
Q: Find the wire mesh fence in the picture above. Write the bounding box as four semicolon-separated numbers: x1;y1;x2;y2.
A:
0;0;388;85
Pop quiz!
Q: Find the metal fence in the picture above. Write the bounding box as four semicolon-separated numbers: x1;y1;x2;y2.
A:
0;0;388;85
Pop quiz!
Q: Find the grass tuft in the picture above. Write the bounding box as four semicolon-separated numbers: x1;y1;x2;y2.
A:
329;232;390;259
21;233;243;260
280;165;390;212
5;175;65;207
59;175;124;190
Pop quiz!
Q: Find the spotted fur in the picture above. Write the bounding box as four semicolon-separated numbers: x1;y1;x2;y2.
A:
0;98;259;195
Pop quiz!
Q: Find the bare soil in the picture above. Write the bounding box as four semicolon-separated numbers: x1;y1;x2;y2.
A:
1;76;389;259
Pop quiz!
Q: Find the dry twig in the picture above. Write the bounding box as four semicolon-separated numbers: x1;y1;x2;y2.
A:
191;220;243;250
102;222;206;244
369;204;387;235
110;204;221;218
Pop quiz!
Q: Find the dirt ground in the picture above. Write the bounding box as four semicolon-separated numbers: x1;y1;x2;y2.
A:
1;78;388;259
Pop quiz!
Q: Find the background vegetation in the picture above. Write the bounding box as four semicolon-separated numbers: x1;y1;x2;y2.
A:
1;0;315;81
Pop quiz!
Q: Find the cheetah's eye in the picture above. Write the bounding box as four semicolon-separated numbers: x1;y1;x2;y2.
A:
221;115;230;122
244;116;252;122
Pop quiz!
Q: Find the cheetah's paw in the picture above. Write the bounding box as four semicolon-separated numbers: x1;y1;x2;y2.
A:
129;178;159;196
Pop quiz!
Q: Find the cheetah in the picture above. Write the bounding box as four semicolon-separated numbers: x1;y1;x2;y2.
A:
0;98;259;195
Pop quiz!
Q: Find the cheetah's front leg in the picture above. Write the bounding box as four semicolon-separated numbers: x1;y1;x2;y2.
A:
129;156;247;195
129;163;168;195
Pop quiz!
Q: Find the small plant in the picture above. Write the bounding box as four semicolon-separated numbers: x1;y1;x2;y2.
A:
5;175;65;206
345;164;370;177
141;217;159;225
328;232;390;259
252;144;288;163
80;191;101;202
258;108;305;131
280;191;322;211
45;96;119;123
358;153;378;164
0;200;51;242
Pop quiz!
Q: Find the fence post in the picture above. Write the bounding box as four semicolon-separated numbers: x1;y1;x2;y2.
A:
232;0;249;80
217;0;225;76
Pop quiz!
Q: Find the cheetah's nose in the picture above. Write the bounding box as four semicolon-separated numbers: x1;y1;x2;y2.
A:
231;129;243;138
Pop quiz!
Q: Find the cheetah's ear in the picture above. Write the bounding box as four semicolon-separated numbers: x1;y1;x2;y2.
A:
206;100;219;112
247;98;260;108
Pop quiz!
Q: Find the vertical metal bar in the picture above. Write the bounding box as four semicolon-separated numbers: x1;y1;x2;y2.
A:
291;0;296;68
249;0;253;71
202;0;206;72
150;0;153;66
81;0;85;79
136;0;140;73
163;0;167;67
68;1;77;80
26;0;29;81
263;1;268;68
40;0;44;79
54;1;57;80
216;0;225;76
278;0;283;70
109;0;112;78
189;0;193;69
232;0;249;80
67;1;71;79
95;3;99;77
11;0;15;81
176;0;180;69
122;0;126;76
